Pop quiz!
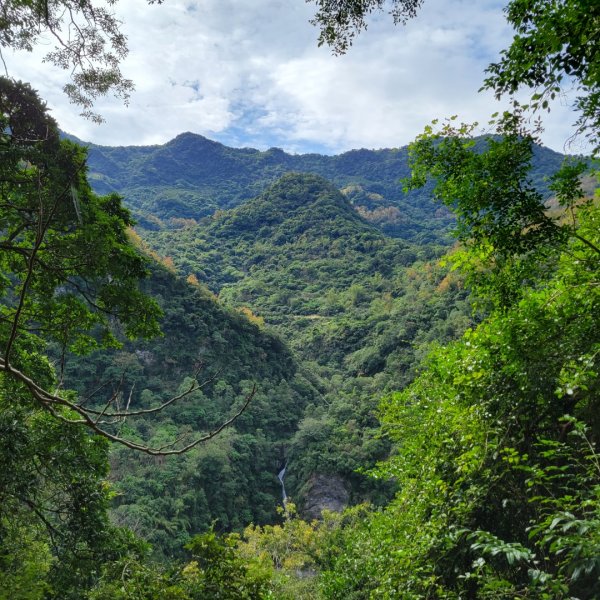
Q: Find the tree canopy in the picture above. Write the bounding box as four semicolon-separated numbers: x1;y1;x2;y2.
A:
0;77;235;454
0;0;163;120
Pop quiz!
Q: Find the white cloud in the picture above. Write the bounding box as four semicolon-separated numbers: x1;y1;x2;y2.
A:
3;0;585;154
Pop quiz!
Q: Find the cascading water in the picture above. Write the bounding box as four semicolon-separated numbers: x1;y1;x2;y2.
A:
277;462;288;504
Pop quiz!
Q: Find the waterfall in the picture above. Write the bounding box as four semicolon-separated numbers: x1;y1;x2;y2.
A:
277;462;288;504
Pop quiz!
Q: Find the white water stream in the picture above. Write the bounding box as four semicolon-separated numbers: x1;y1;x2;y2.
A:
277;463;287;503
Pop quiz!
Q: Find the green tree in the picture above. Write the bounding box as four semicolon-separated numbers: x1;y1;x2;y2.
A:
404;112;596;308
0;76;168;448
315;197;599;599
0;77;162;349
1;77;254;454
0;0;164;120
0;350;148;599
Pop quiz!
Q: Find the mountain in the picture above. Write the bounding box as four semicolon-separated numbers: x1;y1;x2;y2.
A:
141;173;443;371
47;170;453;556
133;175;474;510
58;133;573;558
79;131;569;244
58;174;473;553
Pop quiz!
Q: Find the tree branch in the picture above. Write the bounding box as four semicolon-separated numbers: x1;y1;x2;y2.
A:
574;233;600;257
0;355;255;455
81;366;221;418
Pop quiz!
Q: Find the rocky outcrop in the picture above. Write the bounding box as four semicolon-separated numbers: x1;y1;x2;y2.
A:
302;473;349;520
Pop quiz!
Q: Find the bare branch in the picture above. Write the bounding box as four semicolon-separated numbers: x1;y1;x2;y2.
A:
92;373;126;424
81;366;221;418
76;378;115;407
0;356;255;455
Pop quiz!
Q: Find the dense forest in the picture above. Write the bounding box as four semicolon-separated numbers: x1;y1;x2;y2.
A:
1;0;599;598
78;130;567;245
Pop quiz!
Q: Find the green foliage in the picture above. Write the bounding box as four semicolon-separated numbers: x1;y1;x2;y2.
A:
89;560;189;600
4;5;596;594
130;174;476;515
0;77;160;364
483;0;600;155
524;420;600;598
238;503;326;599
308;0;424;54
47;171;474;558
140;173;467;378
0;78;180;598
85;131;566;250
406;113;594;308
86;133;464;245
0;2;163;120
0;354;147;599
89;530;270;600
407;117;558;257
57;261;319;555
182;530;270;599
0;524;53;600
312;197;599;598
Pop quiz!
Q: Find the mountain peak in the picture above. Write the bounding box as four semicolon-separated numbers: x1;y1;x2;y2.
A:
85;132;567;244
211;172;375;243
168;131;224;149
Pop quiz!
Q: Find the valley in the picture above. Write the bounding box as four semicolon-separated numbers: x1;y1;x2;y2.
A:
2;1;599;596
60;135;567;561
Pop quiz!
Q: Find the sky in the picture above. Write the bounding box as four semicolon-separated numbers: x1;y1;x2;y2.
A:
3;0;583;155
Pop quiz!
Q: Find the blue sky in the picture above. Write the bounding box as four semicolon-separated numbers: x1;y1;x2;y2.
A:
5;0;584;155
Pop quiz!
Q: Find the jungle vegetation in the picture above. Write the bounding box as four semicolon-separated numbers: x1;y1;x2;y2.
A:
0;0;598;598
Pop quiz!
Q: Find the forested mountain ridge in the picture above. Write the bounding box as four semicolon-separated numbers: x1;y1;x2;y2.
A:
128;174;475;520
139;173;468;376
144;172;410;295
74;131;568;244
54;172;474;558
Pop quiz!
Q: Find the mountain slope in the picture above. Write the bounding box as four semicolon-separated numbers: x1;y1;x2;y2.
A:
59;260;319;556
57;171;476;549
142;173;469;382
136;173;472;513
80;132;569;244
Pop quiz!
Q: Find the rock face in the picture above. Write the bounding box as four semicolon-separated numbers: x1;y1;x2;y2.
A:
303;473;349;520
